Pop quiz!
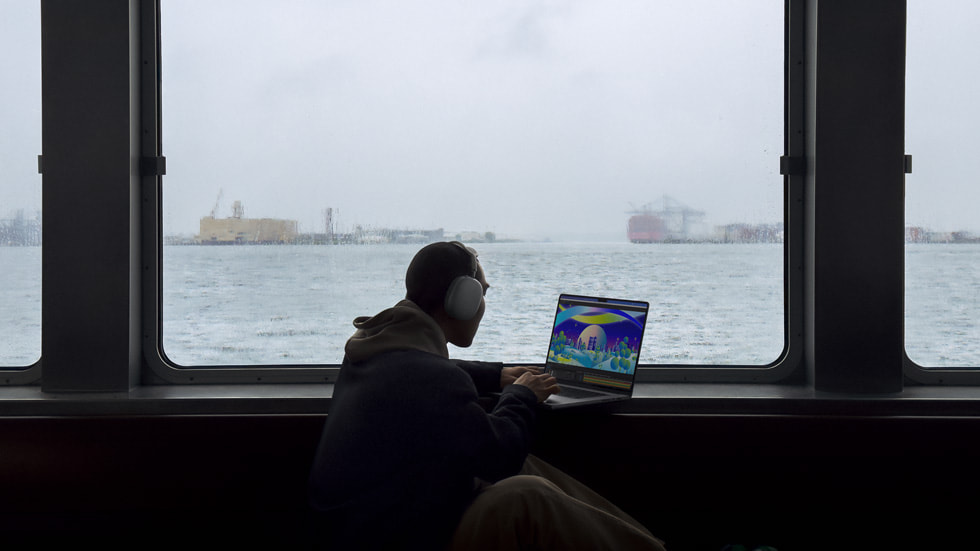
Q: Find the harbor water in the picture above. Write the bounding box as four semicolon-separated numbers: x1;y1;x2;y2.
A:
2;242;979;368
161;241;784;366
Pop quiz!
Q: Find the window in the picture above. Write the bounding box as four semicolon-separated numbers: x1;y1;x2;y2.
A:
152;0;795;381
0;2;42;371
905;0;980;371
19;0;932;396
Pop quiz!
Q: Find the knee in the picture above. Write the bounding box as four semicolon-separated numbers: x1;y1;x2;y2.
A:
468;475;566;520
452;476;564;549
490;475;563;505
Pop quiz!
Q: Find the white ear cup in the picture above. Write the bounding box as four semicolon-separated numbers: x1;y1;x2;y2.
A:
444;275;484;320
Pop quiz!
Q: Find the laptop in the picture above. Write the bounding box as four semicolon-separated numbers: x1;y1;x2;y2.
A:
541;294;649;410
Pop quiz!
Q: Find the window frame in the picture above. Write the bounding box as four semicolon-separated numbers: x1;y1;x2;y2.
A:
0;0;42;383
901;2;980;385
27;0;949;398
633;0;806;384
141;2;327;384
905;351;980;386
140;0;806;385
0;362;40;386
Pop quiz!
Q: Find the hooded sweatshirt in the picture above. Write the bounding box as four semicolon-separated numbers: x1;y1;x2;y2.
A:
308;300;538;550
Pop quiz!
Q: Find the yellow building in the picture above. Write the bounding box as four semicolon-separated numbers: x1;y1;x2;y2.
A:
196;201;298;244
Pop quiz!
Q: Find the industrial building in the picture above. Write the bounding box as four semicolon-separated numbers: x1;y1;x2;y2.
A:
196;200;298;244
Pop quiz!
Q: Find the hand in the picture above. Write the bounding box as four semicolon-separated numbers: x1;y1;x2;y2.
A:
513;371;560;403
500;366;544;389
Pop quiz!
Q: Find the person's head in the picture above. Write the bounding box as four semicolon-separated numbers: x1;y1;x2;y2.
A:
405;241;489;347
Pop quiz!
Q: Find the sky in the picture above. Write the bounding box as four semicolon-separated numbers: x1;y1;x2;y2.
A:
0;2;42;224
1;1;977;239
905;1;980;234
159;0;784;241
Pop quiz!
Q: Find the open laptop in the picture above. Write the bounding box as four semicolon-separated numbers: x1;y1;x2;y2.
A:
541;294;649;410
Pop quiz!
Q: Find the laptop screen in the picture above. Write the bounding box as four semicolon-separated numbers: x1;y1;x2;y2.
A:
545;294;649;394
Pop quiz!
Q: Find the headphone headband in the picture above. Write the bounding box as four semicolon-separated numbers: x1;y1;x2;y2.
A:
449;241;478;277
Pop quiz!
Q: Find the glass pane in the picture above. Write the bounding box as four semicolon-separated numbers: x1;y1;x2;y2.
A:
0;2;42;367
905;1;980;367
161;0;784;366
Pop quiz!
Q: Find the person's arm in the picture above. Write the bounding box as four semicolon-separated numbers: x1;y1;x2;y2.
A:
467;383;539;482
467;370;558;481
443;361;556;482
456;361;552;394
454;360;503;395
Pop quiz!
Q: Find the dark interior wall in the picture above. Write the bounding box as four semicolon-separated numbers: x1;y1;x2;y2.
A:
2;413;978;550
0;415;323;548
536;412;980;550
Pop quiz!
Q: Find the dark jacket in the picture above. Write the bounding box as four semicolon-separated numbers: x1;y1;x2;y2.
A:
308;300;538;549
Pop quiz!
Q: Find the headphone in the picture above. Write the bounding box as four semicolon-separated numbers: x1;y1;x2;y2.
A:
444;242;484;321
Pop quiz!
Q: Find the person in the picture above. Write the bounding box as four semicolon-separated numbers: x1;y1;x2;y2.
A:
308;241;665;550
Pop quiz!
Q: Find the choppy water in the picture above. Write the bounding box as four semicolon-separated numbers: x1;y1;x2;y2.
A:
2;242;979;368
0;246;40;366
161;242;785;366
905;244;980;366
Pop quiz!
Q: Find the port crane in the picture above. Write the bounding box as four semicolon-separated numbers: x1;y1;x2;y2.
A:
209;188;224;219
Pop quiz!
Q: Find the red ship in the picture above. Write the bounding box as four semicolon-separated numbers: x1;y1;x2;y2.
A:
627;212;668;243
627;197;705;243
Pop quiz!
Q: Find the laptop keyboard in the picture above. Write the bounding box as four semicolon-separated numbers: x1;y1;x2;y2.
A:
558;386;603;399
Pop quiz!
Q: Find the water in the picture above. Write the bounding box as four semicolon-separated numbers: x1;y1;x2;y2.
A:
0;247;41;366
3;243;980;368
161;242;784;366
906;244;980;366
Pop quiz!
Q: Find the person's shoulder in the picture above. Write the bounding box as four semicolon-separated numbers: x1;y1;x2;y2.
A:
374;348;453;367
381;350;482;393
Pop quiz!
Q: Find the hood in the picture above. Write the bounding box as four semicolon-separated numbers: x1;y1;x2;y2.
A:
344;299;449;363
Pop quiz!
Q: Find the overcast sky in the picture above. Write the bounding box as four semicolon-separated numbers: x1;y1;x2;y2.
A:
905;1;980;234
159;0;784;240
1;1;977;238
0;2;42;223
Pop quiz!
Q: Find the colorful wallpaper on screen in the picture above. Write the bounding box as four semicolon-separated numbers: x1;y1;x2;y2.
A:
547;302;646;375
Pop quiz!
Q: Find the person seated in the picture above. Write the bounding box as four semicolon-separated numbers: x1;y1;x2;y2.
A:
308;241;665;550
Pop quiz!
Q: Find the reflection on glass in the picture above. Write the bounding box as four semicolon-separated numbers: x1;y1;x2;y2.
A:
161;0;784;366
905;1;980;367
0;2;42;367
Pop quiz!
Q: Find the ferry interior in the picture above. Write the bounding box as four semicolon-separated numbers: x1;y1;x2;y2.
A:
4;1;980;549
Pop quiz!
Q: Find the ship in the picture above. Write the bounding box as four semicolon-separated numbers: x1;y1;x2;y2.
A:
626;211;667;243
627;196;705;243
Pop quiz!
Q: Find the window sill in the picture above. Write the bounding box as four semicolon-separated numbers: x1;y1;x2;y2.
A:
1;382;980;417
